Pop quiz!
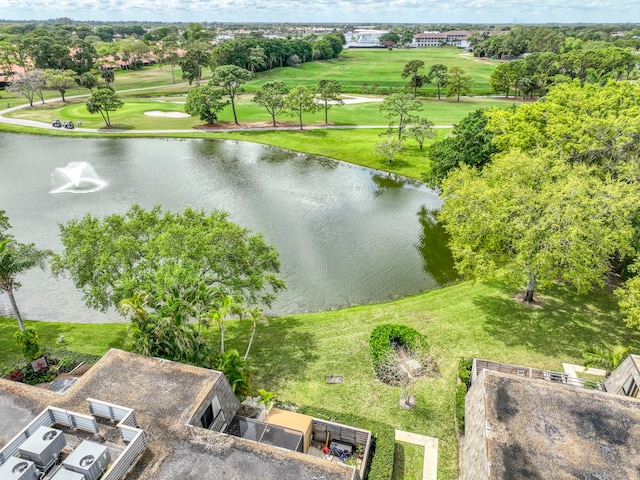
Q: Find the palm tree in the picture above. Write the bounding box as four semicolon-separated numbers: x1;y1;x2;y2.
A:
583;345;631;376
0;238;49;331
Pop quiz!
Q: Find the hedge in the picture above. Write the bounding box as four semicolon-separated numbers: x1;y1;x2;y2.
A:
369;324;429;373
277;403;395;480
455;357;473;434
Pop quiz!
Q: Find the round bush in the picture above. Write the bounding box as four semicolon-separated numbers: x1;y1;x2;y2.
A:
369;324;429;373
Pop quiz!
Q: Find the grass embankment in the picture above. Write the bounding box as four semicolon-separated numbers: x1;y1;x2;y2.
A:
2;281;637;479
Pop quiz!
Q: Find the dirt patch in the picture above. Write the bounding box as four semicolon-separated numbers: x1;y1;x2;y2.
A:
514;292;544;308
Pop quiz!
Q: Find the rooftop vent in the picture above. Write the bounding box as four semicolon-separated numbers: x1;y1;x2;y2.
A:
0;456;38;480
62;440;110;480
18;426;66;470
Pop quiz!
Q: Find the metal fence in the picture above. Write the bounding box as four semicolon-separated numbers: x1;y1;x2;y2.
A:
472;358;604;390
0;400;146;480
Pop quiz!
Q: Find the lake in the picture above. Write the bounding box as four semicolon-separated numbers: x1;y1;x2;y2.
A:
0;133;455;322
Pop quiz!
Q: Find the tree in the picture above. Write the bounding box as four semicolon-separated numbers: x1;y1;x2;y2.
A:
284;86;318;130
99;67;114;87
247;46;266;73
582;345;631;376
78;72;98;92
210;65;253;125
490;62;516;97
401;59;428;98
253;81;288;126
0;211;50;332
424;108;497;188
446;66;473;101
439;152;637;303
379;92;423;140
375;137;404;163
85;88;124;127
315;79;343;125
51;205;285;313
180;42;210;86
7;69;46;107
44;69;78;102
428;64;448;99
487;81;640;180
405;117;435;150
185;85;227;124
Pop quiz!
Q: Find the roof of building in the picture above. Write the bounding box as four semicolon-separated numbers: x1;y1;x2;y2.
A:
631;354;640;372
479;370;640;480
414;33;448;39
0;349;353;480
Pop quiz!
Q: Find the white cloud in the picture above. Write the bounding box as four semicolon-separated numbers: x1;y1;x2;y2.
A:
1;0;639;23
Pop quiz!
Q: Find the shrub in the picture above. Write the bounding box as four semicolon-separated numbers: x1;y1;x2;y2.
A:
13;327;42;361
279;403;395;480
369;324;429;375
8;369;24;382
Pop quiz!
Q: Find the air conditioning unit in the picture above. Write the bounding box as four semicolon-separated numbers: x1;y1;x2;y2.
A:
50;468;86;480
62;440;110;480
0;456;38;480
18;426;66;470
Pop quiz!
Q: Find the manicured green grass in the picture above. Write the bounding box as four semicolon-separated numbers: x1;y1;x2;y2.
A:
251;47;499;95
0;318;127;368
393;442;424;480
4;281;633;479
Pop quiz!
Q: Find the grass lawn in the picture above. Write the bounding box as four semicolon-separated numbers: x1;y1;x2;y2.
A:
251;47;499;95
3;281;637;479
393;442;424;480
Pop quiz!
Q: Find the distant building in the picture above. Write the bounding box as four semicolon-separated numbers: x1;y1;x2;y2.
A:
464;357;640;480
344;29;389;49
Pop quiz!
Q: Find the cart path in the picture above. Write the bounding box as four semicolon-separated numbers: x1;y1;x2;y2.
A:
0;87;453;134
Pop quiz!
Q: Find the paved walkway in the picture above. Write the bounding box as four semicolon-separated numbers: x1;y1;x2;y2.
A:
562;362;607;378
395;429;438;480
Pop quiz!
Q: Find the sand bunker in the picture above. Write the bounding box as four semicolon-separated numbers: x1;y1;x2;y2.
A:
144;110;190;118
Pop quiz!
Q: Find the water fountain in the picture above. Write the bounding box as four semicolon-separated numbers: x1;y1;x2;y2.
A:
50;161;107;194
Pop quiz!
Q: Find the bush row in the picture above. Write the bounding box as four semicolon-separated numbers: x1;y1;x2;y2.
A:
278;403;395;480
455;357;474;434
369;323;429;373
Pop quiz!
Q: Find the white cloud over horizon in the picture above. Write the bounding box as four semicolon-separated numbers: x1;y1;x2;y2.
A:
1;0;639;24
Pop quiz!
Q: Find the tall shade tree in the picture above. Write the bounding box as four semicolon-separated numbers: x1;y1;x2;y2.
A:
7;69;46;107
315;79;344;125
487;81;640;181
446;66;473;101
253;81;289;127
210;65;253;125
401;59;428;98
379;92;423;140
85;88;124;127
424;108;497;189
51;204;285;312
284;86;318;131
428;64;448;99
0;212;50;331
185;85;228;124
439;152;637;303
44;69;78;102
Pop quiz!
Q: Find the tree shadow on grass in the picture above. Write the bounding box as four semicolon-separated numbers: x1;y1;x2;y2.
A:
473;284;640;360
227;316;319;392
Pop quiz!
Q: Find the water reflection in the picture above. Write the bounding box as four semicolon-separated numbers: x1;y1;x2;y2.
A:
416;206;458;285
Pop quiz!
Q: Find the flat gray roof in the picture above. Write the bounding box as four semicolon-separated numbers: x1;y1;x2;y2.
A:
0;349;353;480
481;370;640;479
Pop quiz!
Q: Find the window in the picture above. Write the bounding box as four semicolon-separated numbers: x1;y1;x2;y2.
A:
621;376;639;398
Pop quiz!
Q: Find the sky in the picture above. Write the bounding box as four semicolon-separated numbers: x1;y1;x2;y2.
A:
1;0;639;25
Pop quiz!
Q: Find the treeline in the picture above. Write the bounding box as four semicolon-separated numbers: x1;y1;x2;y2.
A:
473;25;640;58
489;46;637;98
